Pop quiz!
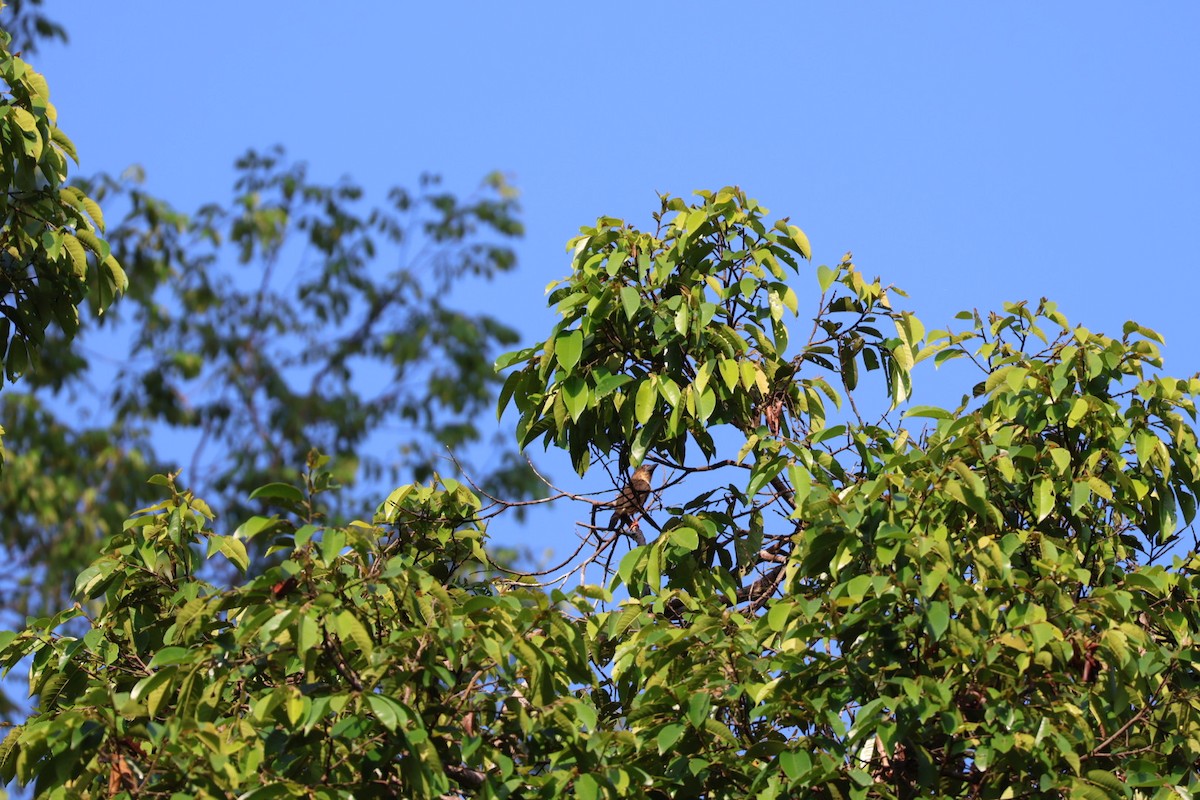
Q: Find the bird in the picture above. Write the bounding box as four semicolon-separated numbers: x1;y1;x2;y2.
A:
608;464;656;531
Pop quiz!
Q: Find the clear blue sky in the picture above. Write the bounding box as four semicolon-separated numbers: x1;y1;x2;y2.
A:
31;4;1200;556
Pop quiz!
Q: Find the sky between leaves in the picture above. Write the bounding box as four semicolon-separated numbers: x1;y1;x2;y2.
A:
30;3;1200;560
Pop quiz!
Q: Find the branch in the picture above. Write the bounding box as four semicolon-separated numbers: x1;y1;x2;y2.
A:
1082;674;1169;760
322;629;364;692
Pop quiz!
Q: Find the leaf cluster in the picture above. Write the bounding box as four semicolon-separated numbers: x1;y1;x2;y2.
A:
497;187;911;479
0;24;124;389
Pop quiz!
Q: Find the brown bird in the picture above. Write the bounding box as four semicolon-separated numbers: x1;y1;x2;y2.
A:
608;464;656;531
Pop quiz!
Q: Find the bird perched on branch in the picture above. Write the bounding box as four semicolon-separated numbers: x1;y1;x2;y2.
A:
608;464;656;532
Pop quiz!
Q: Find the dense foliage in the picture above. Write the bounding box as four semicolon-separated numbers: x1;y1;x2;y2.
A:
0;18;122;394
2;188;1198;798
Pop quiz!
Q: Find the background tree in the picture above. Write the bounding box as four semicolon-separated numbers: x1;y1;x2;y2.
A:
3;188;1197;798
0;0;63;56
0;1;540;627
0;148;537;623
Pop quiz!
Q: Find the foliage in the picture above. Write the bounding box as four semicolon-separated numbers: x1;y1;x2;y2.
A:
0;148;537;624
3;188;1200;798
0;7;128;643
98;148;530;510
0;394;153;634
0;14;123;392
0;8;538;735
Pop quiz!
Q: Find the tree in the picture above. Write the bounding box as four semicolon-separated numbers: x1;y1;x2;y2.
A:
2;188;1199;798
0;142;537;626
0;0;64;57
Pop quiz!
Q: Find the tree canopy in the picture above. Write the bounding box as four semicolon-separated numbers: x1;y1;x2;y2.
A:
2;186;1198;799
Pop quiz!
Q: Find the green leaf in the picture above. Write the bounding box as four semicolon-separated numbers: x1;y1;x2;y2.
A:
5;337;28;381
1067;397;1089;427
788;225;811;259
248;482;305;503
718;358;739;391
1033;476;1054;522
669;526;699;550
1135;430;1158;467
891;337;915;374
839;343;858;390
366;694;409;732
82;196;105;232
620;286;640;321
321;527;346;565
635;378;657;425
902;405;954;420
687;692;711;728
575;774;600;800
148;647;192;668
62;233;87;278
74;227;110;260
767;289;784;323
555;329;583;374
674;303;690;337
786;462;813;509
496;369;524;420
782;286;799;315
656;723;685;755
747;456;787;497
73;564;109;598
810;424;846;445
594;372;632;399
207;534;249;571
130;668;174;705
49;125;77;163
767;601;791;632
0;725;20;785
605;249;627;276
817;264;837;292
645;541;662;588
616;547;646;589
494;347;535;371
696;387;716;423
779;749;811;781
658;376;682;408
1086;476;1112;502
563;375;588;422
629;417;661;466
240;784;296;800
337;610;375;658
926;601;950;640
233;515;280;541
